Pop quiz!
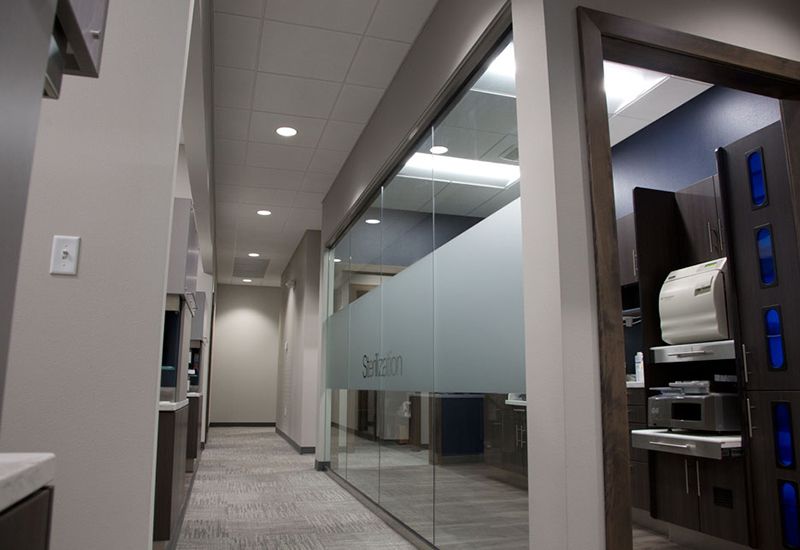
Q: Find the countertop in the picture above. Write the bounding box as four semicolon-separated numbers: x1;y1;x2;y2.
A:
187;392;203;398
626;380;645;389
0;453;55;511
158;399;189;412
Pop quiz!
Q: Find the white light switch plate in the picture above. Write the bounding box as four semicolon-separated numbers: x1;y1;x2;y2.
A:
50;235;81;275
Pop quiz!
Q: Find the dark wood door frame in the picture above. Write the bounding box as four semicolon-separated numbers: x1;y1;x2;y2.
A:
576;7;800;549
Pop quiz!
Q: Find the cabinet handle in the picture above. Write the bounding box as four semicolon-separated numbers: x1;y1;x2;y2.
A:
717;218;725;252
649;441;694;450
746;397;755;438
632;249;638;278
684;459;689;495
696;460;701;497
707;222;714;254
741;344;750;384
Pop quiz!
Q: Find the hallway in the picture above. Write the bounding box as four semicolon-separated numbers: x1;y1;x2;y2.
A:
177;427;413;550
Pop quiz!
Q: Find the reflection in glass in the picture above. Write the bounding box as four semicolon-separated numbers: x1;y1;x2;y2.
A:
324;34;526;549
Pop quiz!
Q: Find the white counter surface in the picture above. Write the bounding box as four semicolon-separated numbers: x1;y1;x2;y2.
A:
632;429;742;447
0;453;55;511
158;399;189;412
187;392;203;398
631;429;742;459
626;381;645;388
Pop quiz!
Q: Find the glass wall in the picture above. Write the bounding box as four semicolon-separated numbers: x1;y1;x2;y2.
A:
325;35;527;548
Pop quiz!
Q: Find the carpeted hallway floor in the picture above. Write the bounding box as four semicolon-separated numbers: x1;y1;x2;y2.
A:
176;427;414;550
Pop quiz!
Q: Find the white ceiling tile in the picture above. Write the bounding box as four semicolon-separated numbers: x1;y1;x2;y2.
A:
215;163;305;190
248;111;326;147
609;114;650;146
215;107;251;141
293;191;325;209
245;142;314;171
381;176;435;211
308;148;349;175
215;139;247;165
216;184;297;207
283;208;322;231
258;21;360;82
318;120;365;151
330;84;384;123
618;76;712;122
213;13;262;70
263;0;378;34
367;0;436;43
214;66;255;109
252;73;341;118
214;0;265;18
346;37;409;88
302;172;336;194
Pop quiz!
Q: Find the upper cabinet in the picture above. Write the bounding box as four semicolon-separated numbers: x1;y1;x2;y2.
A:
675;176;727;264
56;0;110;77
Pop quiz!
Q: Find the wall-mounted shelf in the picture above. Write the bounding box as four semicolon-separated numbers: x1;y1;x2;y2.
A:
651;340;735;364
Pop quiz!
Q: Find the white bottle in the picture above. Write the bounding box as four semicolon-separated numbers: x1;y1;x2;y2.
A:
634;352;644;383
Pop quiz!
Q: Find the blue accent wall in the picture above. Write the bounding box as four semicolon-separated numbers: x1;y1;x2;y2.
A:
612;86;780;217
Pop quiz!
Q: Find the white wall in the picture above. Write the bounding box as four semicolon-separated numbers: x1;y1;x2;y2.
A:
277;231;322;449
209;284;281;423
0;1;194;548
511;0;800;548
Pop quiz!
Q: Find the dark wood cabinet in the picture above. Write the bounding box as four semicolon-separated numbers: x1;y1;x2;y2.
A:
627;388;650;510
718;122;800;392
675;176;726;264
154;405;189;542
745;390;800;550
617;213;638;286
0;487;53;550
652;452;700;530
186;395;201;472
651;452;748;544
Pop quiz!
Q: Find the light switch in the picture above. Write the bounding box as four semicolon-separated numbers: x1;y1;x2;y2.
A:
50;235;81;275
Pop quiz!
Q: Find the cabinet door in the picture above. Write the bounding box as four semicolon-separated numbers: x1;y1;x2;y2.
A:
617;213;638;286
718;122;800;391
631;459;650;511
0;487;53;550
676;176;725;264
651;452;700;530
746;391;800;550
697;457;749;545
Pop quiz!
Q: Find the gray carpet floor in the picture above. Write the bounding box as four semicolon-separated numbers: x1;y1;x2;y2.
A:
176;427;414;550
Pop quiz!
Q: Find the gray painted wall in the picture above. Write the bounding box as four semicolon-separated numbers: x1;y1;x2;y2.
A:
0;0;194;548
277;231;322;449
209;284;282;423
0;0;58;427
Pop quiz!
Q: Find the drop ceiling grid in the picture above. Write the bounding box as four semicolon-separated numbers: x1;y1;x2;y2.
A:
212;0;438;285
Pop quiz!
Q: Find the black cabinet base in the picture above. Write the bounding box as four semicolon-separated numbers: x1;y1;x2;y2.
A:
0;487;53;550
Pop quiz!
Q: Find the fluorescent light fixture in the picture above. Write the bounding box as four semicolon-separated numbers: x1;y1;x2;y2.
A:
333;258;342;263
365;218;381;225
429;145;449;155
257;209;271;216
242;279;252;283
248;252;260;257
276;126;297;137
472;42;516;97
603;60;668;115
398;152;520;189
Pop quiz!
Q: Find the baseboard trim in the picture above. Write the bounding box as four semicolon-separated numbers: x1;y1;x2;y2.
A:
209;422;276;427
315;460;330;471
325;469;434;549
275;426;315;455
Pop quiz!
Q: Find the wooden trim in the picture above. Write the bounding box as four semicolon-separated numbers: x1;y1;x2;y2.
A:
576;6;800;550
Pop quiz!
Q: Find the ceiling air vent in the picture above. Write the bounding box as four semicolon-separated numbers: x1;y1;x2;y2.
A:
232;257;269;279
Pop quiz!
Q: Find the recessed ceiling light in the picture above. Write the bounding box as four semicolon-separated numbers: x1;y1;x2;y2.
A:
365;218;381;225
257;210;272;216
603;60;668;115
242;279;252;283
399;152;520;189
276;126;297;137
430;145;449;155
248;253;260;257
333;258;342;263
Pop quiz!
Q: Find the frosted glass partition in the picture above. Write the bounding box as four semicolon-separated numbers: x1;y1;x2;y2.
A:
324;34;527;549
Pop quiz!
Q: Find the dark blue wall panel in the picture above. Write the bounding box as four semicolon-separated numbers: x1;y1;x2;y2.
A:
612;86;780;217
